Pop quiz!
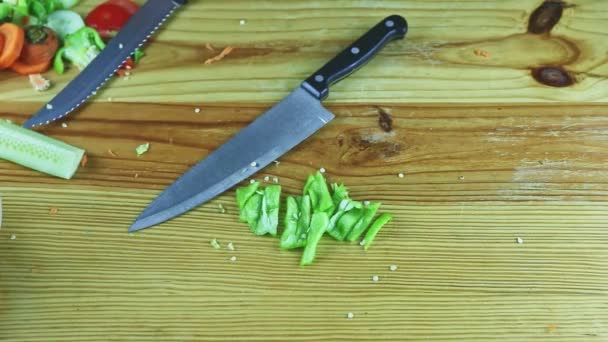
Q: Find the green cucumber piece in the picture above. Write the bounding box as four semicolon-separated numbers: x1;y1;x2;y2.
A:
45;10;84;39
0;119;85;179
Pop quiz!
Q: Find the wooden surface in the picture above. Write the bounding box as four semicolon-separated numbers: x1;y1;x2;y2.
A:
1;0;608;341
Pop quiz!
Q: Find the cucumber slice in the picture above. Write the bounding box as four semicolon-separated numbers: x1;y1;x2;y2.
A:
0;120;85;179
46;10;84;39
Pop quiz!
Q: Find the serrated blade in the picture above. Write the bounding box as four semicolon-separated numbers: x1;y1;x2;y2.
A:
22;0;186;128
129;87;334;232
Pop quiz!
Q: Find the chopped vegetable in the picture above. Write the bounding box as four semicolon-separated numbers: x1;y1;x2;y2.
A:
236;181;259;214
236;171;393;265
107;0;138;15
303;171;334;215
10;57;50;74
53;26;104;74
300;212;329;266
254;185;281;236
210;238;221;249
85;1;131;39
0;119;85;179
236;182;281;236
0;23;25;68
346;202;381;241
135;142;149;156
20;25;59;65
327;198;362;240
363;213;393;250
332;206;364;241
45;10;84;39
26;72;49;89
279;195;311;249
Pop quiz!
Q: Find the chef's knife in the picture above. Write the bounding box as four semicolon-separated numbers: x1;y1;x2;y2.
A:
129;15;408;232
22;0;186;129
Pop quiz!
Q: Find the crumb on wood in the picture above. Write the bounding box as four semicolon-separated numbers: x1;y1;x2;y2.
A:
229;256;237;262
80;155;88;167
546;324;558;333
61;122;68;128
218;204;226;213
210;238;221;249
226;242;235;251
516;237;524;244
204;47;234;65
205;43;215;51
108;149;118;157
346;312;354;319
10;234;16;240
28;74;51;91
49;207;58;215
134;173;139;178
474;49;490;57
371;275;379;282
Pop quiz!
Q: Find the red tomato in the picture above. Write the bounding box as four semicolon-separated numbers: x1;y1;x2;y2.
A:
107;0;139;15
85;3;132;39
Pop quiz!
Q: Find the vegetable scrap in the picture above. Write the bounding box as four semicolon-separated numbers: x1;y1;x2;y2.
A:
79;154;87;167
319;167;326;173
458;176;464;180
389;265;398;271
239;19;246;25
474;49;490;57
398;173;405;178
235;171;393;266
107;149;117;156
226;242;234;251
135;142;149;156
0;119;85;179
236;181;281;236
194;107;201;113
28;73;51;91
204;46;234;65
60;122;67;128
49;207;58;215
263;176;269;182
218;203;226;213
516;237;524;244
229;256;237;262
210;238;221;249
10;234;16;240
371;275;379;282
272;177;279;183
204;42;214;51
346;312;354;319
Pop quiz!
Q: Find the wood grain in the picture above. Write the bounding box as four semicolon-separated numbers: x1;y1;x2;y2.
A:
2;0;608;340
1;0;607;103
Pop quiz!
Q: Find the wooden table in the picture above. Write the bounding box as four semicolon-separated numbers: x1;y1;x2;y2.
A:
1;0;607;340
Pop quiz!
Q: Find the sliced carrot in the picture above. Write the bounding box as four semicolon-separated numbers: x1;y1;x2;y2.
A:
0;23;25;69
20;26;59;65
10;58;51;75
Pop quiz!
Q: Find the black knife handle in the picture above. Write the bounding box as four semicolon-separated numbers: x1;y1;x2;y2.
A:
301;15;407;100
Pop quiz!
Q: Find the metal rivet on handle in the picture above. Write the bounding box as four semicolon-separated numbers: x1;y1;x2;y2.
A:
385;20;394;28
314;74;324;82
351;47;360;54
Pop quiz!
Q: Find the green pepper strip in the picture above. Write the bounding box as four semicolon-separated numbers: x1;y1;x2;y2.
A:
332;207;364;241
253;185;280;236
300;212;329;266
303;171;334;215
363;213;393;250
346;202;381;242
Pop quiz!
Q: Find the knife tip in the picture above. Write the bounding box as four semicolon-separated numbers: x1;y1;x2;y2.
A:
128;220;151;232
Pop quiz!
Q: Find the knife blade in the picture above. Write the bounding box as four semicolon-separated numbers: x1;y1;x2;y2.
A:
129;14;408;232
22;0;187;129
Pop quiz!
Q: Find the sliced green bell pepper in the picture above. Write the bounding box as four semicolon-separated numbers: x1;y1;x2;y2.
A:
303;171;334;215
346;202;381;242
300;212;329;266
363;213;393;250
